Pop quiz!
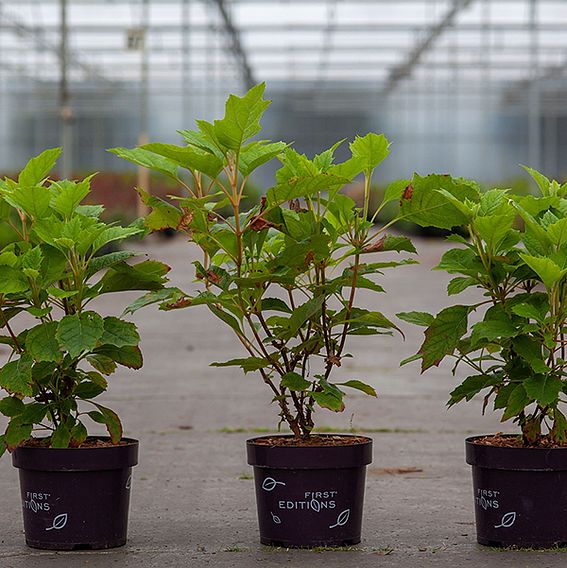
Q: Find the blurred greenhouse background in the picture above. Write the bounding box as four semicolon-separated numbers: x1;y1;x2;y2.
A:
0;0;565;205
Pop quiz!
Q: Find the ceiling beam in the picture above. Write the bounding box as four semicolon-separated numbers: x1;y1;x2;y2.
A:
2;22;567;34
0;4;111;82
384;0;473;94
4;0;567;4
2;44;567;55
210;0;255;89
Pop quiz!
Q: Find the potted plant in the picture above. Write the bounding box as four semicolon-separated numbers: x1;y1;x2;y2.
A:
0;148;168;550
110;84;442;547
398;169;567;547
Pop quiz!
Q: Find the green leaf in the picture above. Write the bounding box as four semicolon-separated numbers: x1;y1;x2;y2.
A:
92;403;122;444
40;245;68;283
266;171;349;207
337;380;377;397
327;156;366;180
213;83;271;150
101;317;140;348
512;202;553;254
178;128;225;159
87;351;117;374
18;148;61;187
88;251;137;276
76;204;104;217
261;298;292;314
108;147;179;181
141;142;224;178
124;288;181;315
521;165;551;195
50;177;91;218
449;374;498;406
8;185;52;219
85;371;108;390
349;132;390;174
0;266;28;294
0;396;25;417
71;421;88;445
93;345;143;369
473;213;517;254
19;402;47;424
208;304;243;336
378;235;416;254
91;225;142;254
419;305;470;371
435;247;483;277
513;336;548;374
22;246;43;272
311;391;345;412
396;311;434;327
51;422;72;448
471;319;518;347
239;141;288;177
313;140;345;171
25;321;61;362
56;312;104;358
400;174;480;230
74;380;106;399
502;384;530;422
288;296;324;336
97;260;169;295
281;372;311;391
546;218;567;247
524;375;563;406
348;311;400;331
511;302;547;323
382;179;409;206
447;276;477;296
210;357;269;373
400;353;422;366
4;420;32;450
0;355;33;396
520;254;566;289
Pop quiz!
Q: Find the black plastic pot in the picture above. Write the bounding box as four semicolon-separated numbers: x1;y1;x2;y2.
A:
12;437;138;550
466;435;567;548
247;434;372;548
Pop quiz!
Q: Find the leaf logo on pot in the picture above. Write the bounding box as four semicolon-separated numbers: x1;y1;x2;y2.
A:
126;475;132;490
262;477;286;492
494;512;516;529
329;509;350;529
310;499;321;513
45;513;68;531
270;512;282;525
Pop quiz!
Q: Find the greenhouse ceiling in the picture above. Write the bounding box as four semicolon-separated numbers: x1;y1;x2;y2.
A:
0;0;565;110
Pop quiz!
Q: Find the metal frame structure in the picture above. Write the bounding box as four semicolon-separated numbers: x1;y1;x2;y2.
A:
0;0;565;177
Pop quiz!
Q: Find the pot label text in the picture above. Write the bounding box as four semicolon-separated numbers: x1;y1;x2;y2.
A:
475;488;500;510
23;491;51;513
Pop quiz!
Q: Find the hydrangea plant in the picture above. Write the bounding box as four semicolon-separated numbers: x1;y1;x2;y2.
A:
0;149;168;454
111;84;445;438
399;168;567;446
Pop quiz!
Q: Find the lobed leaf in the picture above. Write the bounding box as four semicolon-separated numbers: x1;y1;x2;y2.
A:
419;305;470;371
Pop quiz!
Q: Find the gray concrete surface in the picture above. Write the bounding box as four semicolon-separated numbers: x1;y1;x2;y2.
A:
0;235;565;567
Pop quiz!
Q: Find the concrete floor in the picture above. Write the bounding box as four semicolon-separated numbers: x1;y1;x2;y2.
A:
0;235;565;567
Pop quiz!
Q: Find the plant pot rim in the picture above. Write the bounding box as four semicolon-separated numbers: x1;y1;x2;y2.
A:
12;436;139;472
466;434;567;471
247;433;372;445
247;434;372;469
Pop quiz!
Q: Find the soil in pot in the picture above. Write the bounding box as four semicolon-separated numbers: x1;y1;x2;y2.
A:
247;434;373;548
466;434;567;548
12;437;138;550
